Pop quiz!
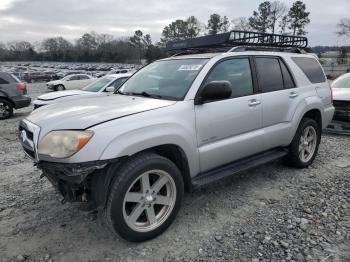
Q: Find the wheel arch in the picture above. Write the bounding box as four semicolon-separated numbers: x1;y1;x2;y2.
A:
0;95;15;108
139;144;192;192
302;108;322;130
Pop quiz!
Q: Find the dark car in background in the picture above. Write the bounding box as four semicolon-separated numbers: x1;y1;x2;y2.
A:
0;72;31;119
23;72;54;83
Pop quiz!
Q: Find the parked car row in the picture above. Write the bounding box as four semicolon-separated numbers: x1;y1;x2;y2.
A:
16;62;139;72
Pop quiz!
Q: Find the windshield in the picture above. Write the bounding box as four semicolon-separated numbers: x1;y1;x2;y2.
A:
83;77;114;92
332;73;350;89
119;58;208;100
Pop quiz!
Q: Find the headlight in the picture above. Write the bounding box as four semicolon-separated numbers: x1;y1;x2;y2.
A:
38;130;94;158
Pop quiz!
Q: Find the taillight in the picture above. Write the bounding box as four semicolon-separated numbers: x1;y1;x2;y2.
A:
328;81;333;102
16;83;27;93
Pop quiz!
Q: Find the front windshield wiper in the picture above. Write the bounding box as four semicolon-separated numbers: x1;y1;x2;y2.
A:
116;90;126;95
129;91;163;99
116;90;163;99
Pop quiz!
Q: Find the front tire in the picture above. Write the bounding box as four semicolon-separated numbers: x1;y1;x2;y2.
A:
105;153;184;242
55;84;65;91
0;98;13;120
284;118;321;168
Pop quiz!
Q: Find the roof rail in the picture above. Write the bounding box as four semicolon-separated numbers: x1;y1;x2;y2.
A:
228;46;308;54
166;30;308;52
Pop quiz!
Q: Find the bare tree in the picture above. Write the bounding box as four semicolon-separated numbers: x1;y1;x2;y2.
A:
231;17;252;31
270;1;287;34
337;18;350;37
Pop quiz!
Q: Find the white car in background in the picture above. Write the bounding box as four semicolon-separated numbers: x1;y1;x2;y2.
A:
34;74;131;109
326;73;350;134
46;74;95;91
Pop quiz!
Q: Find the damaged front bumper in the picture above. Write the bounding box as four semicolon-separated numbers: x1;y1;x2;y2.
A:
37;159;117;203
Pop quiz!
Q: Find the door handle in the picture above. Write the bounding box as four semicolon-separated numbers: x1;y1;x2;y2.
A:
248;99;261;107
289;92;298;98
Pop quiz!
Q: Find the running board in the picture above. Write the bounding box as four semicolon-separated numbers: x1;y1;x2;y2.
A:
191;148;288;189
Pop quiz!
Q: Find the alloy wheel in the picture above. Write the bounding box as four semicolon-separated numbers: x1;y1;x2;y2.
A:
123;170;177;232
298;126;317;163
0;102;11;118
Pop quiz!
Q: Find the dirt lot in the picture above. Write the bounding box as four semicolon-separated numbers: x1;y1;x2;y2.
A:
0;83;349;262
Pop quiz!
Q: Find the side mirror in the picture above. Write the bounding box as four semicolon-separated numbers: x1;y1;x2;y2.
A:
105;86;115;92
195;81;232;105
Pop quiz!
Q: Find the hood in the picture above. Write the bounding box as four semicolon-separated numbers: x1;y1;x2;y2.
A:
47;80;61;85
333;88;350;101
37;90;91;101
27;95;176;130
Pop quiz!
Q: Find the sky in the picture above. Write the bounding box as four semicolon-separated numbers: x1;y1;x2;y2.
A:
0;0;349;47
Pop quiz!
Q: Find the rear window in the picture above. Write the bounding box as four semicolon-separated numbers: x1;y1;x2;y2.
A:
280;61;295;89
255;57;284;92
292;57;325;84
79;75;90;80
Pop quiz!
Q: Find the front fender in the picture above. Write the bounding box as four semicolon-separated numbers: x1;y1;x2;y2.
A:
99;123;200;177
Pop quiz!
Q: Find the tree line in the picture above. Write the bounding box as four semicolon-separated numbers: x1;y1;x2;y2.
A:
0;1;312;63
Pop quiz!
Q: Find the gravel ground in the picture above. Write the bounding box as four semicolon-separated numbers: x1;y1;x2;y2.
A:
0;83;349;262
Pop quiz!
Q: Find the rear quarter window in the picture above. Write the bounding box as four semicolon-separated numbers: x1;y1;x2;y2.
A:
292;57;326;84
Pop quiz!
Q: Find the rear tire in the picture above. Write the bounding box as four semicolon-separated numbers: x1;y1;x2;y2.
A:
283;118;320;168
55;84;65;91
104;152;184;242
0;98;13;120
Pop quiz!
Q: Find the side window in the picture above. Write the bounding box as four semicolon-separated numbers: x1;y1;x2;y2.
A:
279;60;295;89
291;57;326;84
255;57;284;92
0;77;9;84
204;58;254;98
110;77;128;89
79;75;90;80
69;75;80;81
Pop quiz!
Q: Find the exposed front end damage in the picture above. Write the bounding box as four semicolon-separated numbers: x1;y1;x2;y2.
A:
37;160;114;204
326;100;350;134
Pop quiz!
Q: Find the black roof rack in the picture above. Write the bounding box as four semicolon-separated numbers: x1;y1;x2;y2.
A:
166;30;308;53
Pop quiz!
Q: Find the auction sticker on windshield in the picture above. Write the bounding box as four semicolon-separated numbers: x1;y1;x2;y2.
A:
178;64;203;71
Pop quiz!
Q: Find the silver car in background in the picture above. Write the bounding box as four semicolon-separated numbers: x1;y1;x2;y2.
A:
326;73;350;134
33;73;131;109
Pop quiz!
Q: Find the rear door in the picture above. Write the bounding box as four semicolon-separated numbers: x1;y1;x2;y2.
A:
195;57;263;172
255;56;303;150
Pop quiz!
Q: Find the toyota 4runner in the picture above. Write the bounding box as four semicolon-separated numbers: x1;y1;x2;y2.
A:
19;31;334;242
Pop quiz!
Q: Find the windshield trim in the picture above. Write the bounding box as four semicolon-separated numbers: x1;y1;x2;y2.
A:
118;58;209;101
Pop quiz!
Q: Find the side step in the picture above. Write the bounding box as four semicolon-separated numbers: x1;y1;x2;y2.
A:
191;148;288;189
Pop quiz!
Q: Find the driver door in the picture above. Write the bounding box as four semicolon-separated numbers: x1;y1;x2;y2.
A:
195;57;263;172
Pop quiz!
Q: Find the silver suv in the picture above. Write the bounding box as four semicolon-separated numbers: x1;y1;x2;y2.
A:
19;32;334;242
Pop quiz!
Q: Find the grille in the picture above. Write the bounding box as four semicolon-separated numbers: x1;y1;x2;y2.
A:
19;120;40;161
333;100;350;122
